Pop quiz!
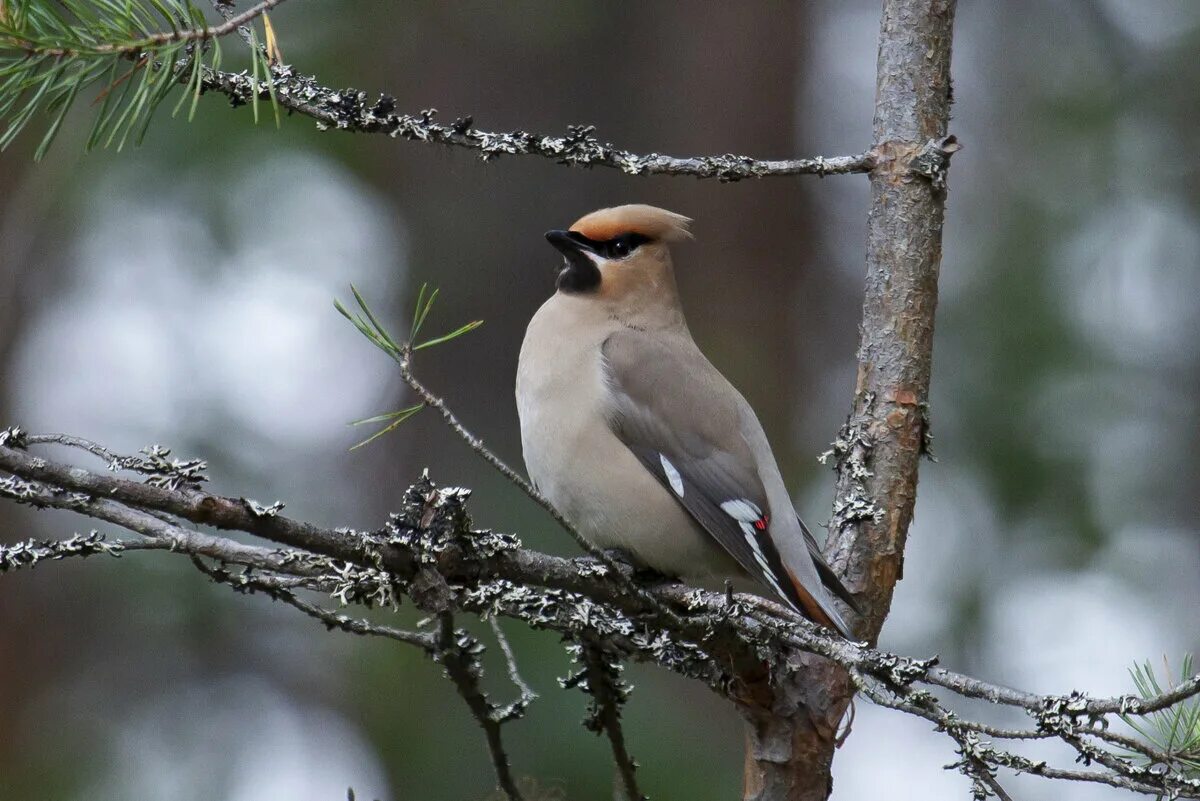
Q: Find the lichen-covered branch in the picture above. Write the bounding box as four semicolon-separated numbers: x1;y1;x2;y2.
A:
567;641;644;801
435;612;526;801
196;65;872;182
3;430;1199;799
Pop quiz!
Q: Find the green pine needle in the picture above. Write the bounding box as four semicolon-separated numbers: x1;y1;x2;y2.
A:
0;0;282;157
348;404;425;451
414;319;483;351
336;283;482;450
1121;654;1200;775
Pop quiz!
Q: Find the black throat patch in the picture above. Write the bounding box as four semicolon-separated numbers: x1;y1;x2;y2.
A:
556;251;601;293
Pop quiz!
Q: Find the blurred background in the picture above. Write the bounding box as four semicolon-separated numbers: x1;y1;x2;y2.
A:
1;1;1198;799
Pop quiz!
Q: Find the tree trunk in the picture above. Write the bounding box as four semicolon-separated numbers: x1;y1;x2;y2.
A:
740;1;958;798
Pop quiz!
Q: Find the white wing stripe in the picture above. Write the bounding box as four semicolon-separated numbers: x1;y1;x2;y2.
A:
720;499;762;522
722;502;792;605
738;521;785;597
659;453;685;498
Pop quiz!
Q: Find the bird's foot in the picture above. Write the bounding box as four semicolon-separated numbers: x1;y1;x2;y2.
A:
601;547;637;568
632;565;675;587
598;549;678;588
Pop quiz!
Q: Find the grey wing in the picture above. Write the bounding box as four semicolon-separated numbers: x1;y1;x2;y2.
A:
601;329;806;611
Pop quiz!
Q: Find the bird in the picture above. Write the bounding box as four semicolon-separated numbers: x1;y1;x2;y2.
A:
515;204;858;637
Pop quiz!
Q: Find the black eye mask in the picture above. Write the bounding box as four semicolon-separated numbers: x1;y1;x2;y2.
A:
544;230;655;293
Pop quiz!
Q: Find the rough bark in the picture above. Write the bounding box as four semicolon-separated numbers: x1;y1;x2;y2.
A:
739;1;958;798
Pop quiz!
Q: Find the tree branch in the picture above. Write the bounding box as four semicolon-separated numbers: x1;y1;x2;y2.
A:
195;64;873;181
827;0;960;634
739;0;962;797
4;432;1199;799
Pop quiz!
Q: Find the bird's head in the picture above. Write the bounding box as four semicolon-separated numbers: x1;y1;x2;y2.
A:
544;204;692;299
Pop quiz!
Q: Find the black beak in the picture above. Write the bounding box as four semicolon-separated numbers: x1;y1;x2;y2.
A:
545;229;595;258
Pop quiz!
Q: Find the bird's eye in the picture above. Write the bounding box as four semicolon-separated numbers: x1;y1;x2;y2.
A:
609;232;648;257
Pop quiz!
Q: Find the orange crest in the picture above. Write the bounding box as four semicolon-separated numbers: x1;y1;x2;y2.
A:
569;204;693;243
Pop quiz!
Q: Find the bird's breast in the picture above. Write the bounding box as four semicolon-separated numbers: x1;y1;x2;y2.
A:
515;295;739;579
515;295;612;504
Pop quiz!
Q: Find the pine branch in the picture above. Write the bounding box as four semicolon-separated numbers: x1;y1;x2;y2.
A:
0;0;283;157
3;0;286;58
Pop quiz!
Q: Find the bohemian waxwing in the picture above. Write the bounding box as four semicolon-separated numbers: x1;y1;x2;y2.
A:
515;204;857;637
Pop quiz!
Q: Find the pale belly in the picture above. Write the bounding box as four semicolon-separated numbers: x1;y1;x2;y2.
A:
516;321;740;580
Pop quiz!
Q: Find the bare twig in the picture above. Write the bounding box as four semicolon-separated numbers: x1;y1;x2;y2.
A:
488;617;537;723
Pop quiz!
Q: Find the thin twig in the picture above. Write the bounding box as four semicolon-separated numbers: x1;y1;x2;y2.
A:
488;617;537;723
0;530;124;571
190;556;435;650
25;433;122;463
849;671;1189;798
207;0;258;47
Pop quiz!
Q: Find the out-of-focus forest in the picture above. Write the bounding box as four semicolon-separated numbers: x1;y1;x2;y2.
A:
0;2;1197;799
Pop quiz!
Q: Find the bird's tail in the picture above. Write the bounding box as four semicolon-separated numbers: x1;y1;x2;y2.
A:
785;567;855;639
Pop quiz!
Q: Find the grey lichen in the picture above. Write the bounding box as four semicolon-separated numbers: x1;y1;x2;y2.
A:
866;651;940;688
381;475;521;565
0;426;28;448
908;135;962;195
197;66;873;182
327;561;398;608
115;444;209;490
822;392;886;530
0;531;123;572
243;498;286;517
0;474;41;503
